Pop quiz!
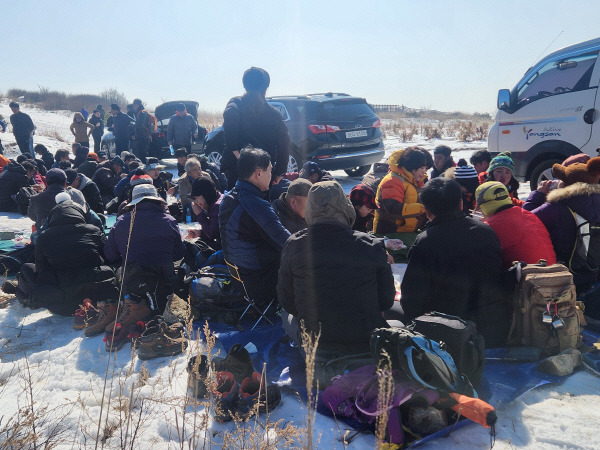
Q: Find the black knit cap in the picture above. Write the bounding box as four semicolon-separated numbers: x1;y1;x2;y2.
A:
190;176;218;205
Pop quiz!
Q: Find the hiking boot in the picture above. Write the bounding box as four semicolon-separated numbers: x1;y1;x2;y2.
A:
127;321;147;350
213;371;238;422
105;297;154;333
213;344;254;384
1;280;17;295
187;354;209;398
103;323;129;352
137;321;188;360
236;372;282;418
73;299;99;330
84;301;119;337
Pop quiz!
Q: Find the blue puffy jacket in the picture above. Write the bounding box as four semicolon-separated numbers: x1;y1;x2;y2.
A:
219;180;290;270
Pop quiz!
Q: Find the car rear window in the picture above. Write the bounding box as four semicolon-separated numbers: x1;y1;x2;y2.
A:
317;100;376;121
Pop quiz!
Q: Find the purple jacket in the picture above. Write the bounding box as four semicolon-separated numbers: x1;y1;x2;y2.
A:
197;192;223;248
524;183;600;263
104;201;185;266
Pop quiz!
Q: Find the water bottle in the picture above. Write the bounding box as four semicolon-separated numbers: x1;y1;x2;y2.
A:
186;210;192;224
169;144;175;156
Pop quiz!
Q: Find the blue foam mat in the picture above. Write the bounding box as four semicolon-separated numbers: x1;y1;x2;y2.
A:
193;320;600;447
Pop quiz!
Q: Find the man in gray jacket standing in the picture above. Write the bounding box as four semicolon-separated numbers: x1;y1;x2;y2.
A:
167;103;199;154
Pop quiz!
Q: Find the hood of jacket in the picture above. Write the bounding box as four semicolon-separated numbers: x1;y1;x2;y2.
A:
78;173;90;190
46;200;87;227
386;149;423;185
73;112;85;122
4;161;26;175
547;182;600;203
305;181;356;227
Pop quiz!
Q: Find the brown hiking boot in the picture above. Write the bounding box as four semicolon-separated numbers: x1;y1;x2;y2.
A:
84;301;118;337
137;320;188;360
104;297;154;334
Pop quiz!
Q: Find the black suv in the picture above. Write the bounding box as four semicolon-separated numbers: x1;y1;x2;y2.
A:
204;93;385;176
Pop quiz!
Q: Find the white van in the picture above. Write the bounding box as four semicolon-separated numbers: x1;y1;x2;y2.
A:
488;37;600;189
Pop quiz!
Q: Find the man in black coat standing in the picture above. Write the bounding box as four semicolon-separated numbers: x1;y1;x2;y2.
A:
132;99;151;163
9;102;35;154
222;67;290;189
398;177;511;347
110;104;133;154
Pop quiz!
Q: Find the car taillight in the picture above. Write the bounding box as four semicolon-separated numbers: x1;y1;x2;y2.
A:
372;118;381;128
308;124;341;135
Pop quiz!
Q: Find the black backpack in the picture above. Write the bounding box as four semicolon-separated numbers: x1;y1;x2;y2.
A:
15;186;37;216
567;207;600;276
412;312;485;388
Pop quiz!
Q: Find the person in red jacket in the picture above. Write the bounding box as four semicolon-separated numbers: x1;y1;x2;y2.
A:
476;181;556;269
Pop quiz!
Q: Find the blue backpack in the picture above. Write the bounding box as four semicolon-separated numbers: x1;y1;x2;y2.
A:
370;327;475;397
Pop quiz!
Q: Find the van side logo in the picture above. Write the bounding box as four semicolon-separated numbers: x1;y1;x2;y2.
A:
523;126;561;140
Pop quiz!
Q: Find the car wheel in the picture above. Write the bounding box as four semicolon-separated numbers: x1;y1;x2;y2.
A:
529;159;562;191
344;165;372;177
206;151;223;169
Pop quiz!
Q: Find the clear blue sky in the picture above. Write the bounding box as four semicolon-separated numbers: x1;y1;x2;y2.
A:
3;0;600;114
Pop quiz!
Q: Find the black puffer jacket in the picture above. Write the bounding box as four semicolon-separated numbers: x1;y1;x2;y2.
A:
401;212;511;347
222;94;290;177
278;222;394;353
32;201;117;315
0;161;30;205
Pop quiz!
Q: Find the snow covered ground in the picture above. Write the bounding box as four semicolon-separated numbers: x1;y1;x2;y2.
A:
1;101;599;449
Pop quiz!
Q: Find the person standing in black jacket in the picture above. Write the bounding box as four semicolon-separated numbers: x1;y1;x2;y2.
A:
132;99;151;163
110;104;133;154
222;67;290;189
398;177;511;347
9;102;35;154
89;109;105;153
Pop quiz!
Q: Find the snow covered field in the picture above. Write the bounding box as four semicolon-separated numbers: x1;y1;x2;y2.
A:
1;101;599;449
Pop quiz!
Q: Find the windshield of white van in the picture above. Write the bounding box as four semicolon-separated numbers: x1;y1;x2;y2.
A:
516;51;598;108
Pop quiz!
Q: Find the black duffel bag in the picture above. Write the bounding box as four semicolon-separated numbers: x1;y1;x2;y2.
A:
412;312;485;388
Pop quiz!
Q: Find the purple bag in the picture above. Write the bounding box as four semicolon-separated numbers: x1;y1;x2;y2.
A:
321;365;439;444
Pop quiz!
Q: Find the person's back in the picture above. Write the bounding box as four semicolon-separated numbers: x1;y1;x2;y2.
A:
222;67;290;187
278;181;394;353
28;168;67;229
0;161;30;209
477;181;556;269
400;178;510;347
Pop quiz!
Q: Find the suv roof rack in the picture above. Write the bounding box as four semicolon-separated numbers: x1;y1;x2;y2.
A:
267;95;311;100
307;92;351;98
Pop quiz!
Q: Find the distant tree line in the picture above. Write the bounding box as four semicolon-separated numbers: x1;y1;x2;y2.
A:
6;87;129;113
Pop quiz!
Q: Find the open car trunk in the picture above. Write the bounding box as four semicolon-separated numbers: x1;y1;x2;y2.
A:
154;101;199;121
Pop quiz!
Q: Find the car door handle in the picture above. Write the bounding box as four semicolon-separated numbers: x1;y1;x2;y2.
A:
584;108;595;124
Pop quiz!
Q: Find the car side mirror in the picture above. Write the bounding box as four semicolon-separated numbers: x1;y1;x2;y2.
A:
498;89;511;110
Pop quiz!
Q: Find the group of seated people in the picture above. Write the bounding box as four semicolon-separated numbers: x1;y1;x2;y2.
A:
2;141;600;385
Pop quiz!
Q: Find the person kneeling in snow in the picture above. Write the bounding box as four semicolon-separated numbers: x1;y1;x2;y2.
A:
397;177;511;347
84;184;186;337
277;181;396;387
15;193;118;316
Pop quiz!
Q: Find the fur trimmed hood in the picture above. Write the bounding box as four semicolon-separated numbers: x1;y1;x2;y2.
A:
546;182;600;203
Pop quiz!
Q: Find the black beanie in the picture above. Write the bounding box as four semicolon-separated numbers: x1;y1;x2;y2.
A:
190;176;218;205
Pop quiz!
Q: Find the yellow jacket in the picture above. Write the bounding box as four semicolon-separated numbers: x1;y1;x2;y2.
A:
373;149;426;233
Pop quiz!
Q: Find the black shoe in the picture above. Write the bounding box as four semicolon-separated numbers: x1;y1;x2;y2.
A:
1;280;18;295
213;344;254;384
187;354;209;398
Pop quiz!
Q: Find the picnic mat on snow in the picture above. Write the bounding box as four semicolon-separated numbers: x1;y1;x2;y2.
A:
194;320;600;447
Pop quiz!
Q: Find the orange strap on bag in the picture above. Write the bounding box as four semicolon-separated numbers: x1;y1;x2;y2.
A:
446;393;497;428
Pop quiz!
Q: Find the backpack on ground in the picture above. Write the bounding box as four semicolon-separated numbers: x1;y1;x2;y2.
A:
507;260;581;355
15;186;37;216
188;264;246;324
370;327;475;397
412;312;485;388
567;207;600;277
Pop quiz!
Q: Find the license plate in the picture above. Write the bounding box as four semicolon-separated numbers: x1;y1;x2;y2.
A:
345;129;368;139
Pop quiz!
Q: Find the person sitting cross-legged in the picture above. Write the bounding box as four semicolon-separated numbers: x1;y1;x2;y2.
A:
396;177;511;347
219;146;290;306
278;181;396;387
